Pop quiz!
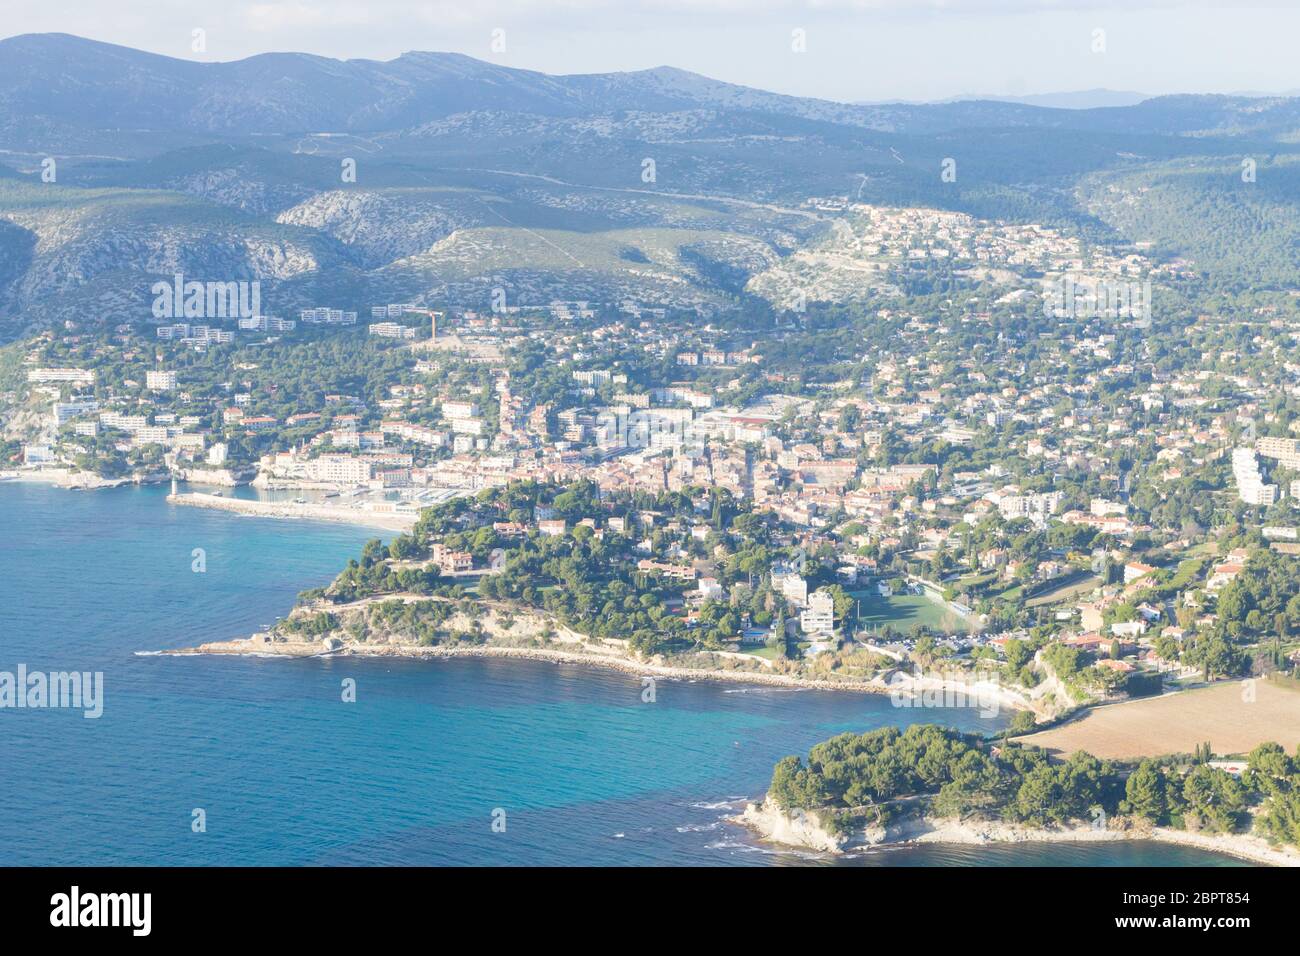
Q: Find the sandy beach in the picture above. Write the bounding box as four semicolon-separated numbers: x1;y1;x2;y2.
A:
166;491;417;532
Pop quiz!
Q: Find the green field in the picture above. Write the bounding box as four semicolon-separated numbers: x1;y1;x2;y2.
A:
850;591;969;635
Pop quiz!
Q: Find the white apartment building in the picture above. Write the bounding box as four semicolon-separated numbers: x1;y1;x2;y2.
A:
1257;436;1300;468
238;315;297;333
307;455;373;484
53;399;99;424
100;412;148;431
1232;447;1278;506
993;490;1063;522
441;400;480;419
301;308;358;325
28;368;94;385
449;417;484;435
146;370;178;391
368;322;416;339
801;589;836;636
132;426;170;445
772;569;809;608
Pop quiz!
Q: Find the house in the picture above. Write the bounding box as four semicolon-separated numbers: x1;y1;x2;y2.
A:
430;543;472;573
1207;561;1244;591
1208;760;1248;776
637;559;697;581
1095;658;1134;674
1110;620;1146;639
1063;632;1108;651
1136;603;1164;623
1124;562;1157;584
697;577;725;602
538;519;567;537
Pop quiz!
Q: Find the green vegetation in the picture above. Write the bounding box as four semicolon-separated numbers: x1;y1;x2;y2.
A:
307;480;797;657
1215;551;1300;642
770;725;1116;828
768;724;1300;850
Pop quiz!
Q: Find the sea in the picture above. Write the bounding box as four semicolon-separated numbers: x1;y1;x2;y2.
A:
0;482;1244;866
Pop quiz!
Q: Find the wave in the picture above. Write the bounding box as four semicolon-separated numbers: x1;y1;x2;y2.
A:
689;797;748;810
676;821;722;833
722;686;809;695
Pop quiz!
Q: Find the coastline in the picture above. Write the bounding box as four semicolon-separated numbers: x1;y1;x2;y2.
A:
156;633;913;695
0;467;140;489
166;491;417;532
733;797;1300;867
28;478;1040;713
152;592;1036;708
149;581;1040;708
0;474;411;532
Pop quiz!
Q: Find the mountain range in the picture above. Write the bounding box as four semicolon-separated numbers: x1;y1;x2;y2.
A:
3;32;1300;333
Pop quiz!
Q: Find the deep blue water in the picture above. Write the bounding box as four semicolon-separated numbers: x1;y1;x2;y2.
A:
0;482;1244;866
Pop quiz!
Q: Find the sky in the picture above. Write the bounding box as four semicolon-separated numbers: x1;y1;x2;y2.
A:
3;0;1298;103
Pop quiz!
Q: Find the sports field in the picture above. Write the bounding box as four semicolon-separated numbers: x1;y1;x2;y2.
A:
851;592;969;635
1016;679;1300;759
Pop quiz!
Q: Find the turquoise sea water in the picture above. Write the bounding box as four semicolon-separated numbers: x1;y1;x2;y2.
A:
0;482;1245;866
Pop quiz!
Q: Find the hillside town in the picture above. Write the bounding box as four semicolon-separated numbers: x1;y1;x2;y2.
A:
3;201;1300;717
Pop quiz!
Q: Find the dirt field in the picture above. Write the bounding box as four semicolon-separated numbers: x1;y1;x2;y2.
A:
1016;679;1300;759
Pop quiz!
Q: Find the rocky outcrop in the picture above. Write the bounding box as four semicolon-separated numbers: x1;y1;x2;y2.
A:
735;798;847;854
734;798;1300;866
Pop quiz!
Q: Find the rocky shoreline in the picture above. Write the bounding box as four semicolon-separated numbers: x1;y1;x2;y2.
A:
156;624;1054;709
733;797;1300;867
160;633;909;694
0;467;151;489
